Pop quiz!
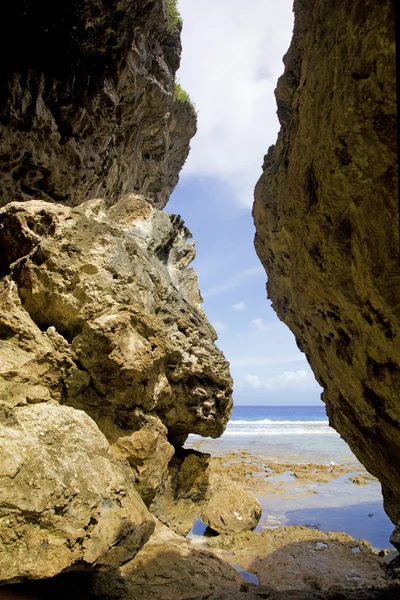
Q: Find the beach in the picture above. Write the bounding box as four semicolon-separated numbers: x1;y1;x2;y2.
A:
185;405;395;551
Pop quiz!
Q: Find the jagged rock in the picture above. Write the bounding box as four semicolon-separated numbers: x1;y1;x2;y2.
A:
150;449;211;536
201;476;262;535
0;197;232;442
0;1;196;209
253;0;399;523
0;402;154;583
0;0;234;589
0;195;233;541
390;525;400;552
151;449;262;537
107;418;175;506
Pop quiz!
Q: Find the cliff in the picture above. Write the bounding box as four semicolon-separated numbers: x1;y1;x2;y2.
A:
253;0;399;529
0;0;233;584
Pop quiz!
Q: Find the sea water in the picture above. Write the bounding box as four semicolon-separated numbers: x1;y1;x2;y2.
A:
187;405;357;464
185;406;395;550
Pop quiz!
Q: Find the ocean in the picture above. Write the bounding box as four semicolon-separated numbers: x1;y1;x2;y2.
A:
187;405;357;464
186;405;395;550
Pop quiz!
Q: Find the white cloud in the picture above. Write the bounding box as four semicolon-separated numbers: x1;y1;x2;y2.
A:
250;317;267;330
202;266;264;299
232;301;246;311
245;370;321;391
245;374;263;389
178;0;294;206
213;320;228;334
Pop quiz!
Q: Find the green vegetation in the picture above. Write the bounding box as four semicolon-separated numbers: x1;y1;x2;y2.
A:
174;82;190;103
174;82;196;112
166;0;182;31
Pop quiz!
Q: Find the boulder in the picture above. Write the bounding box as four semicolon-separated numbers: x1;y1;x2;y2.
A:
0;403;154;583
201;477;262;535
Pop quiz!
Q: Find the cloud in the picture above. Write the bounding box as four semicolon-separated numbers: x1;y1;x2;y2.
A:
244;370;321;391
202;266;264;298
213;320;228;334
250;317;267;330
178;0;294;206
232;301;246;311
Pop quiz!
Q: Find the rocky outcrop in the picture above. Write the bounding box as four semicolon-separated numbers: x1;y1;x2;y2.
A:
150;449;262;536
0;0;233;586
0;402;154;583
0;196;232;524
0;1;196;209
253;0;399;523
150;450;212;536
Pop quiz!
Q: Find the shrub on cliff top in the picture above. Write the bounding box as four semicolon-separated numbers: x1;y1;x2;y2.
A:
174;82;196;112
174;82;190;103
167;0;182;31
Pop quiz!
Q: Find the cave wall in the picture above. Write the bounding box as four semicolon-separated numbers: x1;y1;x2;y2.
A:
253;0;399;523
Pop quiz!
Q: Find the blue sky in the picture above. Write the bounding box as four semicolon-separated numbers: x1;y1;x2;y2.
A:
168;0;323;406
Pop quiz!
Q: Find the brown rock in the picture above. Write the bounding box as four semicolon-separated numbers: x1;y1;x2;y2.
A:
0;403;154;583
202;476;262;535
150;450;211;536
253;0;399;523
0;196;232;443
107;417;175;506
0;1;196;209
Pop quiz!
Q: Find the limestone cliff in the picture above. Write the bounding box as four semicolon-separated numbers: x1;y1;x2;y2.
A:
0;0;194;209
0;0;233;584
253;0;399;525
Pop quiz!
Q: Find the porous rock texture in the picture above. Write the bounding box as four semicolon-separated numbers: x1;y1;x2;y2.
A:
0;403;154;583
253;0;399;525
0;0;233;586
0;0;196;209
150;449;262;537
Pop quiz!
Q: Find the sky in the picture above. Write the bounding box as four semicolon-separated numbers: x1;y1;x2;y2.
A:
168;0;323;406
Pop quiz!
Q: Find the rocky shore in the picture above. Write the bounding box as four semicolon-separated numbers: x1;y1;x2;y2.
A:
3;450;400;599
0;0;399;598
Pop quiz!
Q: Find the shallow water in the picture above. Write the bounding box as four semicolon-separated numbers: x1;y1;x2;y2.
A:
257;472;394;550
187;432;359;465
185;406;395;550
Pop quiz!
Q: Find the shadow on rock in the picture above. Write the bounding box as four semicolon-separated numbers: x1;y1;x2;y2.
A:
1;534;400;600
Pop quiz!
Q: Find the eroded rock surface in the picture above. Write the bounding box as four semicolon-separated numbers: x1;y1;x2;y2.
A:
0;0;233;586
0;197;232;502
0;0;196;209
0;403;154;583
253;0;399;523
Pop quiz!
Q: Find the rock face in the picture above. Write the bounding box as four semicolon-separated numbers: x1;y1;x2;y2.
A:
253;0;399;522
0;197;232;447
0;403;154;583
150;449;262;537
0;0;196;209
0;0;233;585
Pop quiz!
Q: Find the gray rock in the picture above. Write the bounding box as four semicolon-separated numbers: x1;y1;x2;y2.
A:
0;0;196;209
